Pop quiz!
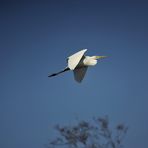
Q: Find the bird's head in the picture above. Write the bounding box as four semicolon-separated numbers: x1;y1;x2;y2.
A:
84;55;107;66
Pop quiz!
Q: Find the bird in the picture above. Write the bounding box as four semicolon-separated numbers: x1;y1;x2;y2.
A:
48;49;107;83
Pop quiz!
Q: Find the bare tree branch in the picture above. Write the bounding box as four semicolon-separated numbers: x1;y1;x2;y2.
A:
48;116;128;148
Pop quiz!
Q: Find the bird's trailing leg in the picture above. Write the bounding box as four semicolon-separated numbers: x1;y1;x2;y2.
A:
48;67;70;77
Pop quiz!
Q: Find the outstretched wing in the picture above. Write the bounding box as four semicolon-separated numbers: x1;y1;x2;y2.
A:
73;67;88;83
67;49;87;70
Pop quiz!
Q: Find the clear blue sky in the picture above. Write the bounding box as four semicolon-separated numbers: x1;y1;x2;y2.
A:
0;0;148;148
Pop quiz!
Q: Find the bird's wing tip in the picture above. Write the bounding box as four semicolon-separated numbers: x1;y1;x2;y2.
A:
83;49;87;52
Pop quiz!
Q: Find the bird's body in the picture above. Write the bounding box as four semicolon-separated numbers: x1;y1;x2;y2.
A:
48;49;107;83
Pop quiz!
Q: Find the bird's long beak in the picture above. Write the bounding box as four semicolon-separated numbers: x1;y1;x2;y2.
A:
95;56;107;59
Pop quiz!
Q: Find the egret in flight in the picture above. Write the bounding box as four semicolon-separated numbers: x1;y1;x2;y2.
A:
48;49;107;83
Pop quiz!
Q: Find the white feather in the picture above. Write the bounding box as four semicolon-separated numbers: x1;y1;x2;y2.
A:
68;49;87;70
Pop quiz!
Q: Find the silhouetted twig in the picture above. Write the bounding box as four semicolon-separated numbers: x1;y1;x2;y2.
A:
48;116;128;148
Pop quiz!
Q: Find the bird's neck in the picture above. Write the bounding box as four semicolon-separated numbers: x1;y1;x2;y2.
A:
83;56;97;66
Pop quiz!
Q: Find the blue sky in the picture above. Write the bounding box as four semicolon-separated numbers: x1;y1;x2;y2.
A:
0;0;148;148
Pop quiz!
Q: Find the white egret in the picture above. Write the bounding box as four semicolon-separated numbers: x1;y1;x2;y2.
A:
48;49;107;83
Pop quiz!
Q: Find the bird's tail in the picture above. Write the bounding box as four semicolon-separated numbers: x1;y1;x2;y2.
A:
48;67;70;77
